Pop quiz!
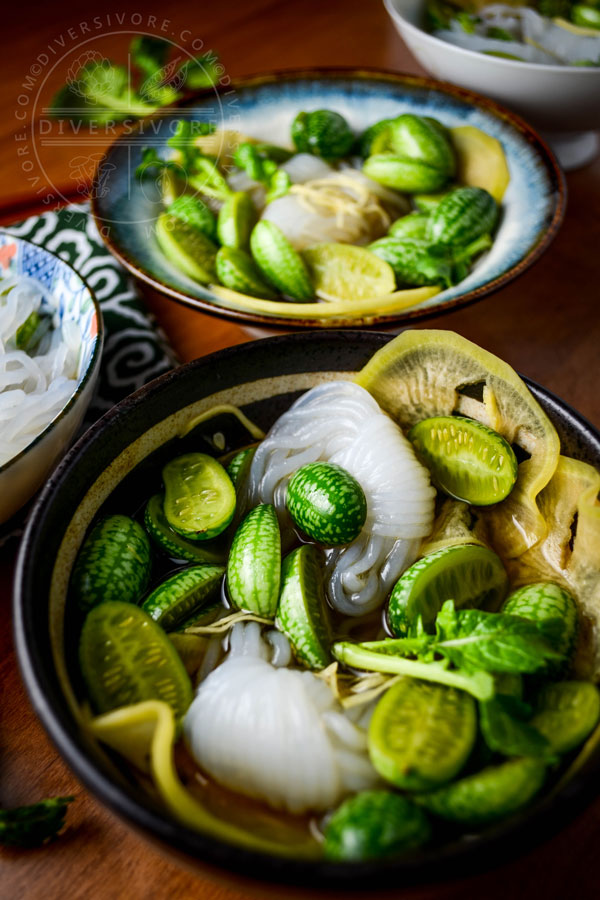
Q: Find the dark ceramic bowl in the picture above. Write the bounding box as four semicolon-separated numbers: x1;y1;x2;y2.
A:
14;332;600;891
91;69;565;330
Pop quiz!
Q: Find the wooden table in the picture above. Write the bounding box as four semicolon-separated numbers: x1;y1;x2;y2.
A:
1;0;599;897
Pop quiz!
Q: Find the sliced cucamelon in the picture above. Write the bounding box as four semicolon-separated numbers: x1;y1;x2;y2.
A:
79;600;193;717
249;221;313;301
286;462;367;546
368;679;477;791
162;453;236;541
363;154;448;194
358;118;394;158
215;247;277;299
387;543;508;637
502;582;578;672
408;415;518;506
427;186;498;248
531;681;600;754
217;191;256;250
227;503;281;616
142;564;225;631
144;494;227;564
71;514;151;612
156;213;218;283
225;447;256;492
291;109;354;160
323;790;431;861
416;757;547;825
371;114;455;177
276;544;330;669
174;597;223;632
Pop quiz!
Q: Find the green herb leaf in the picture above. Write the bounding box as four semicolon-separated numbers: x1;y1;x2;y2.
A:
479;694;556;758
50;61;157;125
181;53;222;90
131;36;170;79
233;143;291;203
0;797;74;848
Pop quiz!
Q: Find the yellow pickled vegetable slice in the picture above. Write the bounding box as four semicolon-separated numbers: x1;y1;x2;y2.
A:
450;126;510;203
506;456;600;677
88;700;320;858
553;16;600;36
209;283;440;319
356;329;560;557
419;498;489;557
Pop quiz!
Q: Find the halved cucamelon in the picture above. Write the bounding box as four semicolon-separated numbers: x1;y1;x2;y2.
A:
156;213;217;283
144;494;227;564
276;545;330;669
323;791;431;861
286;462;367;546
227;503;281;616
79;601;192;717
416;758;547;825
408;415;518;506
388;212;430;241
217;191;256;250
71;515;151;612
368;679;476;791
142;564;225;631
162;453;236;541
167;194;217;242
371;114;455;177
502;582;578;672
362;154;448;194
531;681;600;754
387;543;508;637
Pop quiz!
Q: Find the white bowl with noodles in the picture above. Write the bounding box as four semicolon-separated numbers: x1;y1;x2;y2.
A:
0;233;103;525
384;0;600;169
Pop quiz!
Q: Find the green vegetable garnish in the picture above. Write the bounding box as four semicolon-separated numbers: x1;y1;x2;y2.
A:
291;109;354;160
0;797;75;848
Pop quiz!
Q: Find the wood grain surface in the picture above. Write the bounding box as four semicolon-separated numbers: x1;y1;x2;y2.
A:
1;1;599;898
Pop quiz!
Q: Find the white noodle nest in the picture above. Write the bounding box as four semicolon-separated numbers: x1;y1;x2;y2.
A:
435;4;600;65
0;276;81;466
184;623;378;814
245;381;436;616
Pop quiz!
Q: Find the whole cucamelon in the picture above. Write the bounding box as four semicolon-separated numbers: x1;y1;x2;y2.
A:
502;582;578;672
369;237;453;288
227;503;281;616
70;514;151;612
427;186;498;247
142;564;225;631
291;109;354;160
286;461;367;546
249;221;313;301
531;681;600;754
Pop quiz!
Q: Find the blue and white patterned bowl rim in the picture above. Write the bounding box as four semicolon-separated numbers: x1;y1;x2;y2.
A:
0;232;100;380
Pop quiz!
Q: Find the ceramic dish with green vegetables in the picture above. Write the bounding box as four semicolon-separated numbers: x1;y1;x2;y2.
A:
14;329;600;889
92;70;564;329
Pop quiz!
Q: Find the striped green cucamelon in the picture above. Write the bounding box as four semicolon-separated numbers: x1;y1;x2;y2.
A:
166;194;217;241
217;191;256;250
323;791;431;861
215;247;277;298
286;462;367;546
276;545;330;669
144;494;227;564
369;237;453;288
156;213;218;283
142;564;225;631
291;109;354;160
363;154;449;194
388;212;430;241
225;447;256;493
227;503;281;616
70;514;151;612
249;221;313;301
416;758;547;825
162;453;236;541
368;679;477;791
427;186;498;247
502;582;578;672
531;681;600;754
371;114;456;177
79;600;193;716
387;543;509;637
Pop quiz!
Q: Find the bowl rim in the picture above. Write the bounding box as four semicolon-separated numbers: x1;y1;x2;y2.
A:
384;0;600;75
0;230;104;477
13;330;600;890
90;67;566;331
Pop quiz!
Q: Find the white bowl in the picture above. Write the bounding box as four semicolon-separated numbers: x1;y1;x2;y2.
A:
384;0;600;169
0;234;103;524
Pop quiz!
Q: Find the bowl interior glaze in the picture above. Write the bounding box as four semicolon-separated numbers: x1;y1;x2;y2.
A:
14;332;600;890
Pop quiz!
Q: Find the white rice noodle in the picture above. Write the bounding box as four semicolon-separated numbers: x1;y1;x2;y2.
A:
435;4;600;66
184;623;379;813
261;171;395;250
0;276;81;466
245;381;436;615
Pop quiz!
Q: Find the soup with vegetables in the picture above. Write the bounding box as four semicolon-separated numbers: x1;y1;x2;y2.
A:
73;330;600;863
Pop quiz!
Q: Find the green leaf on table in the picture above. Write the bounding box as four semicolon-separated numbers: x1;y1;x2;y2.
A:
50;61;157;124
181;52;222;90
0;797;75;848
131;36;170;78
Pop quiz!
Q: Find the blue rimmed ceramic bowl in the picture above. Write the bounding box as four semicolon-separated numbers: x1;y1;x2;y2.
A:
0;233;103;523
91;68;565;330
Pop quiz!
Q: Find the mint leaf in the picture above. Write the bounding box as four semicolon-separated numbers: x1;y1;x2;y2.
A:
233;143;291;203
131;36;170;79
